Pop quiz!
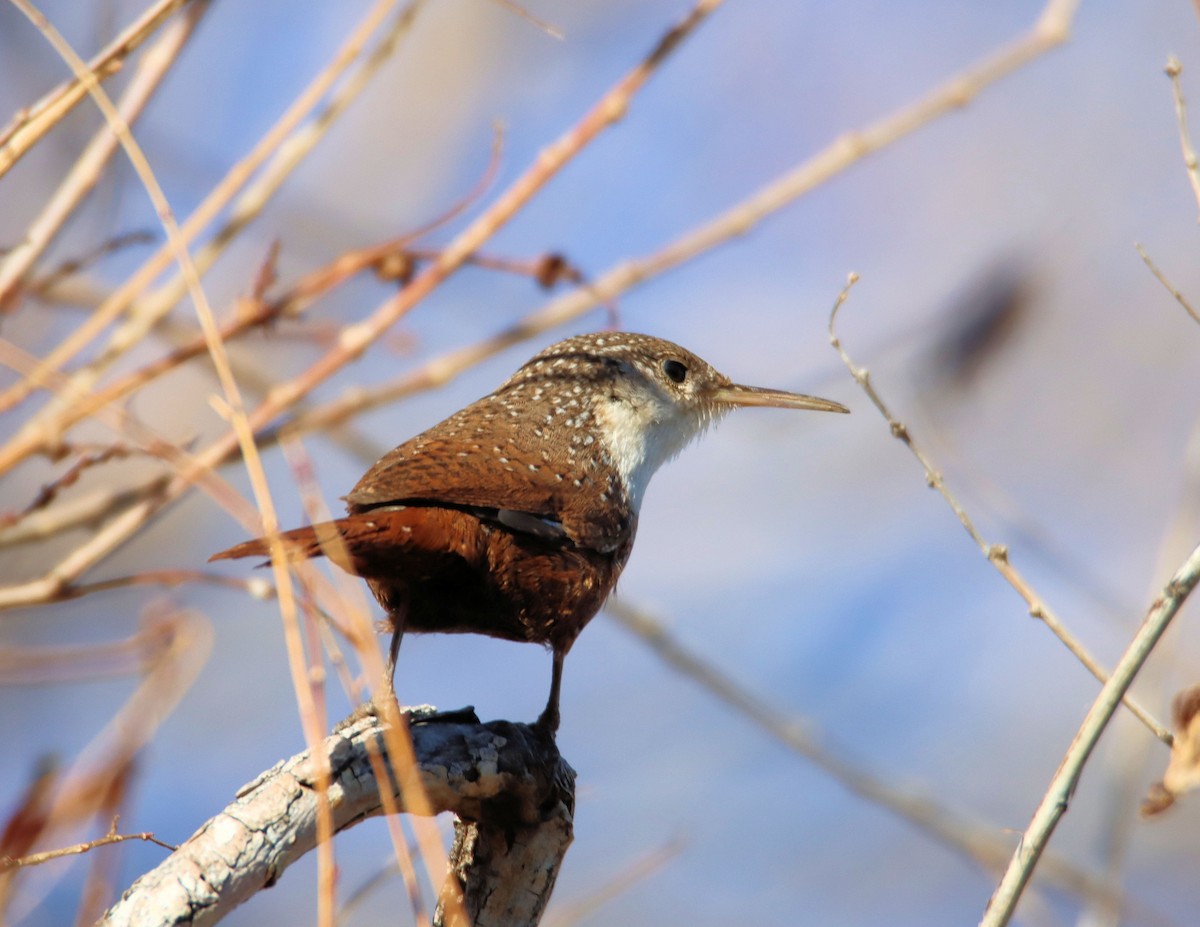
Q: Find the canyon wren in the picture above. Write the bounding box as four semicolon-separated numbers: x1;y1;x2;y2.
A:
211;332;847;733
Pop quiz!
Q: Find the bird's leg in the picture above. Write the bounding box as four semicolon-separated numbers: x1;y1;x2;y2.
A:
380;605;406;701
339;608;406;729
386;623;404;683
535;647;564;735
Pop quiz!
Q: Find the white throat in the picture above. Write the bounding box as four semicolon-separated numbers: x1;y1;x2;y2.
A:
594;397;710;510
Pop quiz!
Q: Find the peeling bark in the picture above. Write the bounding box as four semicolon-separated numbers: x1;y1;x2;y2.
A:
98;707;575;927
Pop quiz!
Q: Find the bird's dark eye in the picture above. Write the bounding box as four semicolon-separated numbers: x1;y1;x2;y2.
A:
662;359;688;384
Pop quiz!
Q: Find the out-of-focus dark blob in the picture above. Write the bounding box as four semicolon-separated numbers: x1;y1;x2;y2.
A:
925;261;1035;390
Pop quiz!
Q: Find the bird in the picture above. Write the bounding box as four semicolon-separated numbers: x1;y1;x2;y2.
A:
211;331;847;733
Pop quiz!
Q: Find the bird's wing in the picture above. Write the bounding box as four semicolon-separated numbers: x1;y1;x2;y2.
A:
343;426;632;554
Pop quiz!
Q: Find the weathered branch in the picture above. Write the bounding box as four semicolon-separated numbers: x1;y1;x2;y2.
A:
98;707;575;927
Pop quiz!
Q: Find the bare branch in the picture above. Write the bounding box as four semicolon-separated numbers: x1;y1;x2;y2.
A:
0;0;195;178
0;0;412;426
0;0;727;629
1163;57;1200;221
981;540;1200;927
828;275;1172;746
98;709;575;927
2;827;174;871
0;3;208;309
272;0;1082;443
604;600;1139;916
1136;242;1200;326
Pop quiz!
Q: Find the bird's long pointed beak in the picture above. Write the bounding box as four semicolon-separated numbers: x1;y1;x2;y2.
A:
711;383;849;414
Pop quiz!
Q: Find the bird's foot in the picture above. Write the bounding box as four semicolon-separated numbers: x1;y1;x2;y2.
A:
333;694;393;732
335;700;480;733
533;704;560;740
414;705;479;725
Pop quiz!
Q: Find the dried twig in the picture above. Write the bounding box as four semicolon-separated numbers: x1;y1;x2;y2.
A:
0;605;186;686
1;823;174;871
1;444;134;529
0;0;726;649
980;540;1200;927
270;0;1082;443
1;608;210;919
22;231;155;302
828;274;1172;745
0;476;169;547
52;569;276;603
1136;242;1200;326
489;0;563;40
0;0;194;177
1164;57;1200;221
543;839;683;927
0;3;208;310
0;0;410;426
604;600;1140;916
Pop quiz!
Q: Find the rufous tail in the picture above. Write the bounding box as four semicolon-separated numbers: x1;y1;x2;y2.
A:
209;522;347;565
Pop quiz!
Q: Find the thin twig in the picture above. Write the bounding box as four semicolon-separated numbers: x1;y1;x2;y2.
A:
24;231;155;299
1;444;134;530
270;0;1082;442
0;2;208;309
9;609;210;900
0;117;496;467
1136;242;1200;326
279;436;433;927
828;274;1172;746
0;0;408;426
543;838;683;927
1;829;175;871
0;476;170;548
58;569;277;602
0;340;256;610
604;600;1145;917
980;541;1200;927
0;0;726;638
488;0;563;40
0;0;194;178
1163;57;1200;221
